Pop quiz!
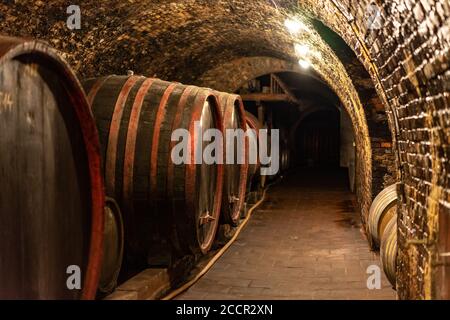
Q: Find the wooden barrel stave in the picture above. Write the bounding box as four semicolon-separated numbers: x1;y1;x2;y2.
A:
0;36;104;299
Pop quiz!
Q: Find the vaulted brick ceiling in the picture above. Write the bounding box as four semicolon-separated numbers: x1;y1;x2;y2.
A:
0;0;371;87
1;1;298;81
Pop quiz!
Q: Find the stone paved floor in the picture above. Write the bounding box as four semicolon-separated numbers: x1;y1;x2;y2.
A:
178;168;396;300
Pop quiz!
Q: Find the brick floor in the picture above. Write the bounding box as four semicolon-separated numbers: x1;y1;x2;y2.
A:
177;168;396;300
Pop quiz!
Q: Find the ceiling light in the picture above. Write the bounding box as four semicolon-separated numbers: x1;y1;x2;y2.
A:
299;59;310;69
294;44;309;56
284;18;306;34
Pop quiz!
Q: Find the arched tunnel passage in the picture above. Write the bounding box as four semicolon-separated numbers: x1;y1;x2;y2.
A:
175;70;394;300
237;71;361;193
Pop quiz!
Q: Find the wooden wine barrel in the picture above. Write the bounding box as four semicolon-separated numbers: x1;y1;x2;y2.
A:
98;197;124;294
279;129;290;174
245;111;261;189
380;215;397;287
0;36;104;299
280;139;291;174
281;147;290;173
83;76;224;261
368;184;398;247
214;92;248;226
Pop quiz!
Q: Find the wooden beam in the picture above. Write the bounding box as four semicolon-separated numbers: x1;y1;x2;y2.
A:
240;93;291;102
270;74;301;105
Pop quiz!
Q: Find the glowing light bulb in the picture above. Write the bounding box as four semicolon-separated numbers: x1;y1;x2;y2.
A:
284;18;305;34
294;44;309;56
299;59;310;69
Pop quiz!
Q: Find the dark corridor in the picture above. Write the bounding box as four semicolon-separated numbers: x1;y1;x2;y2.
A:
295;110;340;168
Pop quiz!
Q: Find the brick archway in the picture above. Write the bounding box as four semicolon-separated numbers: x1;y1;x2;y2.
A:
198;57;373;232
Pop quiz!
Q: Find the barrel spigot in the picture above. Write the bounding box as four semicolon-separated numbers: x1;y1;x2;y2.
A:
199;211;215;225
229;195;240;203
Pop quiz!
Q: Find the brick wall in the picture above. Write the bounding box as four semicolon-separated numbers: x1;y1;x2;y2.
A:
298;0;450;299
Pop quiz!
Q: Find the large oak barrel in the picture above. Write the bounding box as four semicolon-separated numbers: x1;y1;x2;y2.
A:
244;111;261;191
83;76;224;264
380;215;397;287
98;197;124;295
280;147;291;173
368;184;398;247
280;129;291;174
214;92;248;226
0;36;104;299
